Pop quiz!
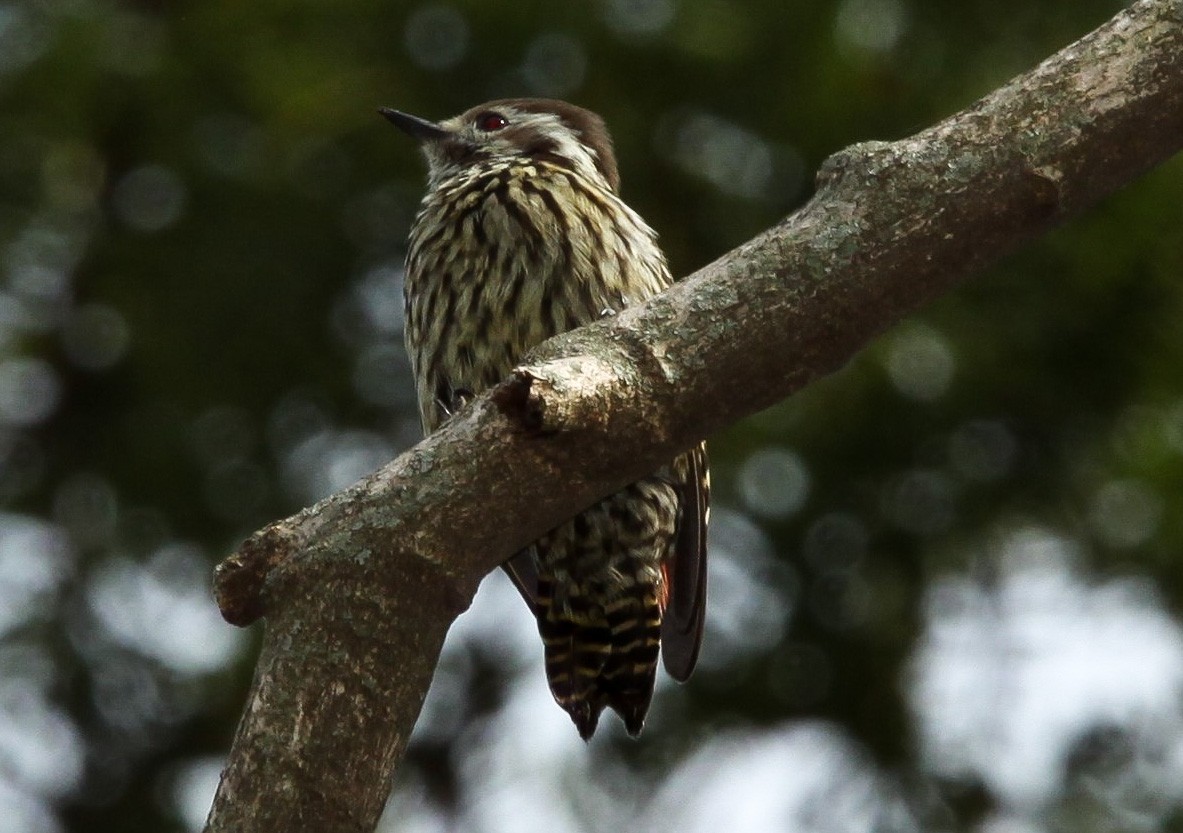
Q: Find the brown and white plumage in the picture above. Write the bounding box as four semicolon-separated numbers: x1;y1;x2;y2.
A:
384;98;708;739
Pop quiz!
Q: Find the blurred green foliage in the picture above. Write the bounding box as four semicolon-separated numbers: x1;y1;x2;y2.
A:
1;0;1182;830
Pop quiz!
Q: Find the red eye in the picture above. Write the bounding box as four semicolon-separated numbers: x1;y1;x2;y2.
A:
475;112;509;132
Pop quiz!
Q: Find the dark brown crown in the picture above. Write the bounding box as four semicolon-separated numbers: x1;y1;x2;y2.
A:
457;98;621;192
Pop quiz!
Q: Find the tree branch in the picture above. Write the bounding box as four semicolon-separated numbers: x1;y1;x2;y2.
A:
205;2;1183;830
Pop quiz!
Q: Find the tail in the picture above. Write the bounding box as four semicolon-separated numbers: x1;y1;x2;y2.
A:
537;577;662;740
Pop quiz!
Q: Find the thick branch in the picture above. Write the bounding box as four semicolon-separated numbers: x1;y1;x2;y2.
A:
206;2;1183;831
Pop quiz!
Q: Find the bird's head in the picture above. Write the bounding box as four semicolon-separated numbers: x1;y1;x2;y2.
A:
380;98;620;193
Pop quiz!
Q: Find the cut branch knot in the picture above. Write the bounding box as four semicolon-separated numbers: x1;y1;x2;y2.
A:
493;356;621;435
214;523;302;626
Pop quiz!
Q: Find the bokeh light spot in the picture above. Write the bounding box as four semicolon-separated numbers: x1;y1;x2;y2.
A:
0;4;51;74
1089;479;1162;549
353;343;416;409
111;164;187;233
599;0;675;36
404;4;469;71
700;508;796;673
166;756;224;832
885;323;955;401
661;109;776;200
60;303;130;371
0;679;84;799
0;781;59;833
0;514;71;637
909;528;1183;817
834;0;909;53
0;292;35;350
282;429;395;503
266;392;333;459
644;724;904;833
0;358;60;426
738;446;810;519
87;544;246;674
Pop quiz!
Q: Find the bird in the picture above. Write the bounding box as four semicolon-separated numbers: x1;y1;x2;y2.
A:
381;98;708;739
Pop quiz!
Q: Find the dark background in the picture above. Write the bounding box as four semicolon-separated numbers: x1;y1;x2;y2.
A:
2;0;1182;830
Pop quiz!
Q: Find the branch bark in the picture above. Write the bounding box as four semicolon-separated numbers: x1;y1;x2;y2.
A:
205;2;1183;830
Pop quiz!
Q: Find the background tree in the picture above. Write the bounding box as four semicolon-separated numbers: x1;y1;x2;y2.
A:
0;1;1181;832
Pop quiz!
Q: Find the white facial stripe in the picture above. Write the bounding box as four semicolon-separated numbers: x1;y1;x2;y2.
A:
422;108;610;191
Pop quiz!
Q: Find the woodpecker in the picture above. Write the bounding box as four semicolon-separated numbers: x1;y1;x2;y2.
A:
383;99;708;739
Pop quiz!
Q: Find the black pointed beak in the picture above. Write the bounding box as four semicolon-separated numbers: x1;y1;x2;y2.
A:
378;108;450;142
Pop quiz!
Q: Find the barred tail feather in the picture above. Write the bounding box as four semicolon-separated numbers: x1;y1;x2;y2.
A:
598;592;662;736
538;578;608;740
537;577;662;740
